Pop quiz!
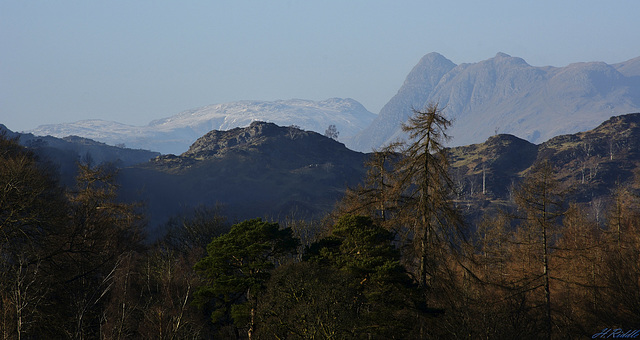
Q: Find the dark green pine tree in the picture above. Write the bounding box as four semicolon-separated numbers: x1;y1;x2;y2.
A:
193;218;298;339
304;215;439;338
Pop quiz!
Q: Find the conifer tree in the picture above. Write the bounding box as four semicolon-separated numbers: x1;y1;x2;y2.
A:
258;215;434;339
512;160;565;340
397;104;465;287
193;219;298;339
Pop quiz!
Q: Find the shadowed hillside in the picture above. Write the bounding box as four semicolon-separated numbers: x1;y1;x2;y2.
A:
118;122;368;235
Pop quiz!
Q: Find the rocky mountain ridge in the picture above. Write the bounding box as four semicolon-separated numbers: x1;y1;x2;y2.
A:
449;112;640;204
348;52;640;152
119;122;368;232
115;112;640;236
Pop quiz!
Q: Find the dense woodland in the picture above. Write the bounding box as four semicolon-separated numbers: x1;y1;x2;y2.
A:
1;106;640;339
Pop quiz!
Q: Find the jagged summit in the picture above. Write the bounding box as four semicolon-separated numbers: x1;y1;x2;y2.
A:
347;52;640;152
488;52;530;67
542;112;640;154
121;121;368;226
184;121;284;158
184;121;346;158
148;121;361;176
412;52;453;70
346;52;456;152
402;52;456;89
598;112;640;130
181;121;335;160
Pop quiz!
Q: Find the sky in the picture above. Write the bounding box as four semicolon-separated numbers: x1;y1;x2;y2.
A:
2;1;639;132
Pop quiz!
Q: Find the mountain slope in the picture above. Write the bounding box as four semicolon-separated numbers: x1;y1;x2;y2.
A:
614;56;640;77
348;53;640;152
116;113;640;237
448;112;640;204
1;124;159;184
28;98;376;155
118;122;368;233
346;52;456;151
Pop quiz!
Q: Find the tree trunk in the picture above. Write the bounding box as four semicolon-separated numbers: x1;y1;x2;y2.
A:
541;179;552;340
542;223;551;340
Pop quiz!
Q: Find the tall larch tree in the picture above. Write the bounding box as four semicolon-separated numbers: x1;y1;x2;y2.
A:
397;103;465;288
512;160;565;340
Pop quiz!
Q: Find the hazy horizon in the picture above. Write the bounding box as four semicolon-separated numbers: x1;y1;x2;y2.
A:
3;1;639;132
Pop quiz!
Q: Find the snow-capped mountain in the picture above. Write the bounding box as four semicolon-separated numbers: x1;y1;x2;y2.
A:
28;98;376;154
347;52;640;152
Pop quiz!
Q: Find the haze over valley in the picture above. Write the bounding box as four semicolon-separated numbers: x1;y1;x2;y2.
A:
24;53;640;155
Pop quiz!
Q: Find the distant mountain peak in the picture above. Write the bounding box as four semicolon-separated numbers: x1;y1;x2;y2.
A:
419;52;451;64
346;52;456;152
347;52;640;152
29;98;375;155
486;52;529;67
411;52;456;73
408;52;456;78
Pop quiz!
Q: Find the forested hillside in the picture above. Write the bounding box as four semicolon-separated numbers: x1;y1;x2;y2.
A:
449;112;640;209
2;111;640;338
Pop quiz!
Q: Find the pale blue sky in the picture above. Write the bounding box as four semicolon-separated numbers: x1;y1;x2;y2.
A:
2;0;639;131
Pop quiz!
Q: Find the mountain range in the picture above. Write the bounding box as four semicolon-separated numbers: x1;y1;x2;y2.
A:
6;111;640;237
113;112;639;236
347;53;640;152
26;53;640;155
27;98;376;155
